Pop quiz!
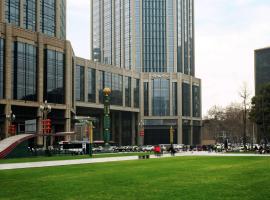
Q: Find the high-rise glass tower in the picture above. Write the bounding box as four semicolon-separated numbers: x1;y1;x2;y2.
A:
91;0;201;145
91;0;194;75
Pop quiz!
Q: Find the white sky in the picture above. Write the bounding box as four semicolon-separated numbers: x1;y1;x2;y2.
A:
67;0;270;117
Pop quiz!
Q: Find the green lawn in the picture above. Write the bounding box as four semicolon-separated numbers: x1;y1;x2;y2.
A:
0;152;151;164
0;156;269;200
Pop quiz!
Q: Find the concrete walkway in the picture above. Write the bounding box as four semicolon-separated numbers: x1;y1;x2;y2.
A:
0;152;269;170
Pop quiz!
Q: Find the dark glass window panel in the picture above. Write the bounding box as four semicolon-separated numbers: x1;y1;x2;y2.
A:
88;68;96;103
125;76;131;107
192;85;201;117
111;74;123;106
13;42;37;101
40;0;56;37
44;49;64;104
134;79;140;108
152;79;170;116
23;0;36;31
98;71;104;103
182;82;190;116
76;65;85;101
144;82;149;116
5;0;20;26
172;82;178;116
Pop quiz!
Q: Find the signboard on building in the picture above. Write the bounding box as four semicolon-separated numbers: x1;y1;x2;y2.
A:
25;119;36;133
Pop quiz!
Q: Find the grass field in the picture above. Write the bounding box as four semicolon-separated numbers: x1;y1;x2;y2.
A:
0;156;269;200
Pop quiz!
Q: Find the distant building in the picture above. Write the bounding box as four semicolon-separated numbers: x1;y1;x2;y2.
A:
90;0;202;145
255;47;270;94
0;0;202;146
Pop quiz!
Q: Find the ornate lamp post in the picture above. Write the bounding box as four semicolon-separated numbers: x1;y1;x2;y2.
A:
103;88;111;147
138;120;144;146
6;110;16;136
39;100;51;149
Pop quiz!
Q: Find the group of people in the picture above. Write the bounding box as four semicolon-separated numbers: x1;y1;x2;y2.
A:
153;144;176;157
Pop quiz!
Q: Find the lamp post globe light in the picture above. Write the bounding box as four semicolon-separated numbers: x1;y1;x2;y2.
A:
103;87;111;148
39;100;52;150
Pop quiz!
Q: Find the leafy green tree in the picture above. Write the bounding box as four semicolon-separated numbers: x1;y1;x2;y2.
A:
250;83;270;143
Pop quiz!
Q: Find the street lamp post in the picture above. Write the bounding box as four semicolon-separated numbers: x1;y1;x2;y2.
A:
103;88;111;148
6;110;16;136
39;100;51;150
138;120;144;146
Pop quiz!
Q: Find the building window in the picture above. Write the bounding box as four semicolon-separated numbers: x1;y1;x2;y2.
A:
23;0;36;31
192;84;201;117
103;0;112;65
98;71;104;103
88;68;96;103
172;82;178;116
111;74;123;106
182;82;190;117
134;79;140;108
40;0;56;37
0;38;4;99
125;76;131;107
152;79;170;116
44;49;64;104
5;0;20;26
144;82;149;116
60;0;66;39
76;65;84;101
13;42;37;101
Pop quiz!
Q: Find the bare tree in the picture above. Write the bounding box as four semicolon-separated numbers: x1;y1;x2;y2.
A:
239;82;251;149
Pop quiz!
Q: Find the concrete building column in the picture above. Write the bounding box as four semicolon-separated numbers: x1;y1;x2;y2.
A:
36;108;43;146
4;104;11;138
96;68;100;103
177;74;183;144
131;78;134;108
20;0;24;27
36;0;40;32
131;112;136;145
64;110;71;141
0;0;4;23
84;62;88;102
149;77;152;116
64;41;72;133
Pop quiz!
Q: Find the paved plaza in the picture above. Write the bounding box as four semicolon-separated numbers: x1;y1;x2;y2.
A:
0;152;269;170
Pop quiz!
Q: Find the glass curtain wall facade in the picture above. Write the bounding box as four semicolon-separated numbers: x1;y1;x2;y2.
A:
13;42;37;101
92;0;101;62
134;79;140;108
255;48;270;94
0;39;4;99
177;0;194;75
142;0;166;72
23;0;36;31
182;82;190;117
192;84;200;118
111;74;123;106
125;76;131;107
5;0;20;26
103;0;112;64
76;65;85;101
40;0;56;37
88;68;96;102
44;49;64;104
152;79;170;116
115;0;121;67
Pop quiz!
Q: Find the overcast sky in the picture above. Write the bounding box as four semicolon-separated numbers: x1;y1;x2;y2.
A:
67;0;270;117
